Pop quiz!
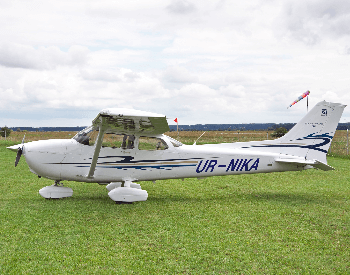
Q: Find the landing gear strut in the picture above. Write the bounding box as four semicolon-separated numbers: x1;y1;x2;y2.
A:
54;180;63;186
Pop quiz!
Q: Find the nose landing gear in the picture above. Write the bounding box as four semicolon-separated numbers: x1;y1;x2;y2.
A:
39;180;73;199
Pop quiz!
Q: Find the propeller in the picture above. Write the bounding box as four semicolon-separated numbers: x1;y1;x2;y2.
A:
15;135;25;167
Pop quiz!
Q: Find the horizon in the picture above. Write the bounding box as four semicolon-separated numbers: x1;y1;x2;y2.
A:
5;122;350;132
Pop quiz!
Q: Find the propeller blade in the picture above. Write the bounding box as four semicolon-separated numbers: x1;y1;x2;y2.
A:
15;147;22;167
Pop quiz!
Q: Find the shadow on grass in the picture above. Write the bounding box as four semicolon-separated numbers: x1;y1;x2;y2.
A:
147;190;328;206
44;194;114;205
13;186;330;208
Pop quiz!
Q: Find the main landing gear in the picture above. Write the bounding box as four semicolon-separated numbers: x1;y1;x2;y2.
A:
39;180;73;199
106;181;148;204
38;180;148;203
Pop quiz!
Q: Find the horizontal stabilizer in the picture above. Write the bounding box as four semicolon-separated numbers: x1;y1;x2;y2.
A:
275;158;334;171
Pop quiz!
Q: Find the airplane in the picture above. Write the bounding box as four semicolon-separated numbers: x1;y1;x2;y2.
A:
7;101;346;203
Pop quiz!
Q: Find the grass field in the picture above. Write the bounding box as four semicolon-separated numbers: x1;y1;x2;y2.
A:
1;134;350;274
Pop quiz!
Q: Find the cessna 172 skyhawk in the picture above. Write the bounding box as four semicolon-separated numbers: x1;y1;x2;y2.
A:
8;101;346;203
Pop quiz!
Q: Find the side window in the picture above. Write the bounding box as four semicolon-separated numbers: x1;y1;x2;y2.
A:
102;133;122;148
121;135;135;149
102;134;135;149
138;137;168;150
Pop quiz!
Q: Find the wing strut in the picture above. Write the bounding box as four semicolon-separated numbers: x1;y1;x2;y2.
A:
87;126;105;179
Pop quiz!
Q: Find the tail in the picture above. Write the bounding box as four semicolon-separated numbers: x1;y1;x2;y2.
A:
241;101;346;169
276;101;346;163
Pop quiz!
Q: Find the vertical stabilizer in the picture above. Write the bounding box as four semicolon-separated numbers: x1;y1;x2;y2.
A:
277;101;346;163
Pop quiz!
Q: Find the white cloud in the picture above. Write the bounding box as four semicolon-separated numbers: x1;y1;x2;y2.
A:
166;0;196;14
279;0;350;44
0;44;89;70
219;84;246;98
162;66;199;85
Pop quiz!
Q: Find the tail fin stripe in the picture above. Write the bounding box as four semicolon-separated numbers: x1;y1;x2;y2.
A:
248;132;333;154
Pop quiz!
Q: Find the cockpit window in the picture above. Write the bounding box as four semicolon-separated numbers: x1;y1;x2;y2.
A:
73;126;98;146
73;126;135;149
74;128;180;150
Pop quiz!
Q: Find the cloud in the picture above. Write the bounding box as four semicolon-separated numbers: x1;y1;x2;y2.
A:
124;72;141;81
219;84;246;98
0;64;172;114
88;49;150;69
162;66;199;84
80;69;122;82
166;0;196;14
0;0;350;127
0;44;38;69
0;44;89;70
280;0;350;44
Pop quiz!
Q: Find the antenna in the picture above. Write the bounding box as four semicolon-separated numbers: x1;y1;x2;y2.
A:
193;132;206;145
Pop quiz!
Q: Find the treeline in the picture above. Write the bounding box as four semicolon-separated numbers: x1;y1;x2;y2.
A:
7;123;350;132
169;123;297;131
8;127;86;132
170;122;350;131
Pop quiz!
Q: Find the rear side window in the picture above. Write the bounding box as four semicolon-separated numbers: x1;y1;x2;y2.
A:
138;137;168;150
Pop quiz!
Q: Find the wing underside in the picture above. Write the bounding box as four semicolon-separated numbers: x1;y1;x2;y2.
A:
87;108;170;179
92;109;169;136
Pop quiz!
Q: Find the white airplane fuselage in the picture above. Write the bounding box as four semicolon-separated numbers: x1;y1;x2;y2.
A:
7;101;346;202
21;135;302;184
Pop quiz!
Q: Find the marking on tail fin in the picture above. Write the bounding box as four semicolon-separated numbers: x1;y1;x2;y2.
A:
321;109;327;116
295;133;333;153
245;132;333;153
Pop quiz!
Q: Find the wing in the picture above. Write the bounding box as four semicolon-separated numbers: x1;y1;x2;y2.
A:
92;108;169;136
87;108;169;179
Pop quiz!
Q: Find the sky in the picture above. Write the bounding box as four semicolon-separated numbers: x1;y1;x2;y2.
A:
1;0;350;127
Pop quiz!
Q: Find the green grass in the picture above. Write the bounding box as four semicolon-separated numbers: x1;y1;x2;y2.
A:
1;140;350;274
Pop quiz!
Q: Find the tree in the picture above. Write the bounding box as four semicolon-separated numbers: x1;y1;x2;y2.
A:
271;127;288;138
1;126;12;138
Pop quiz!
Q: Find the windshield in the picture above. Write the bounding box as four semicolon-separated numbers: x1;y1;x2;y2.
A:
164;135;183;147
73;125;98;145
